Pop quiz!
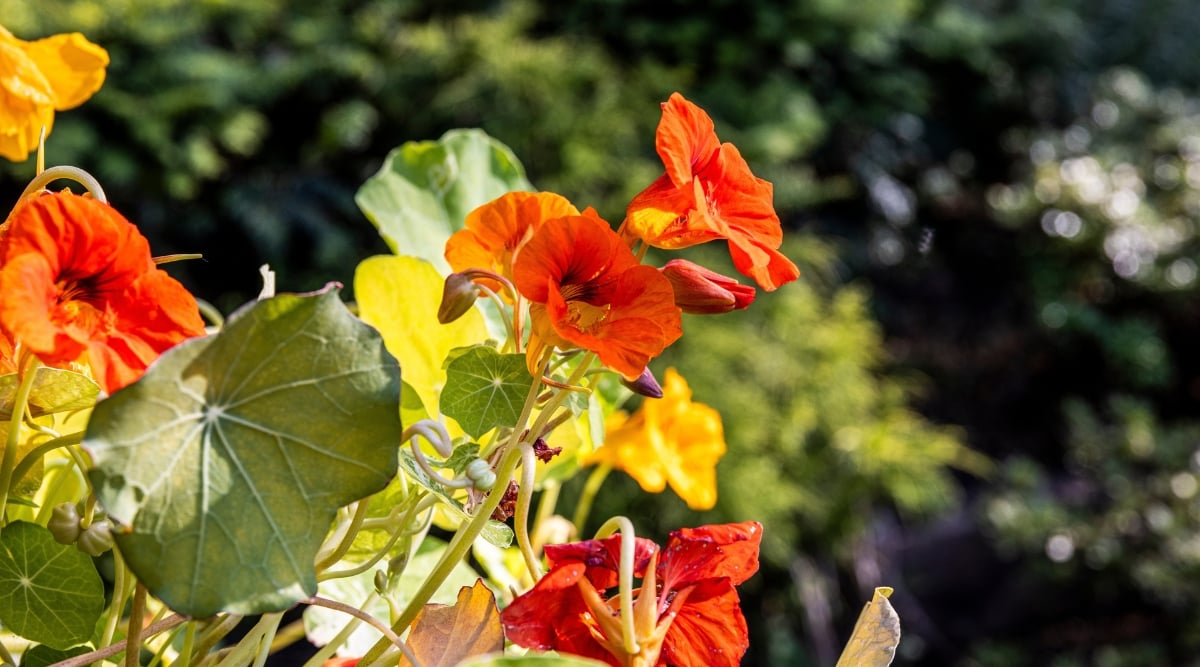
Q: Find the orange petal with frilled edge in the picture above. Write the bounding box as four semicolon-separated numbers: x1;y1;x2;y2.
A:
659;578;750;667
660;521;762;591
0;192;203;393
446;191;579;285
19;32;108;110
656;93;721;189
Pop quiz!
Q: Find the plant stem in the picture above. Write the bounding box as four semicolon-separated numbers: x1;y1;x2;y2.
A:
572;464;612;535
360;443;525;665
96;546;132;667
315;499;370;572
8;430;84;493
125;584;148;667
0;356;40;530
513;441;543;579
594;516;640;655
55;614;188;667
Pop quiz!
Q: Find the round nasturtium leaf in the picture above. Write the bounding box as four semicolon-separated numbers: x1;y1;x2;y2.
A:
0;521;104;649
355;128;533;274
84;286;402;618
440;346;534;439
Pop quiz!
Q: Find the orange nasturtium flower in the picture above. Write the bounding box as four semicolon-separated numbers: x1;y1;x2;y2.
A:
624;93;800;291
0;191;206;393
500;521;762;667
587;368;726;510
445;191;580;294
0;26;109;162
512;212;682;380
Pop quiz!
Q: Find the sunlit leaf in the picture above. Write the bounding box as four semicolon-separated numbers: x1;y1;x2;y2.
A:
0;521;103;649
85;286;402;617
456;654;609;667
0;368;98;419
356;129;533;273
441;346;534;439
356;255;489;421
304;537;481;656
835;587;901;667
399;579;502;667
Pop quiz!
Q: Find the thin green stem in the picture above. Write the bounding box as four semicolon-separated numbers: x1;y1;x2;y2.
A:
305;595;419;665
534;479;561;540
513;441;543;580
192;613;244;663
55;615;188;667
250;613;284;667
320;493;434;582
96;548;132;667
594;516;639;656
361;443;525;664
315;499;370;572
0;638;15;665
177;621;197;667
299;592;378;667
9;431;83;496
572;464;612;535
0;356;40;529
528;353;596;439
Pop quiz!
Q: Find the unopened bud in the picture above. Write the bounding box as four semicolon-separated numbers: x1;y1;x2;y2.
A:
438;272;480;323
620;366;663;398
660;259;755;314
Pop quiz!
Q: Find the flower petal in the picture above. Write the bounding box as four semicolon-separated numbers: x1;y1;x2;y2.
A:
660;521;762;591
660;578;750;667
19;32;109;110
656;93;720;189
499;562;619;665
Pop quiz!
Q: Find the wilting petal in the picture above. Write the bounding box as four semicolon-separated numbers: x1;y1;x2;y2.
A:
659;578;749;667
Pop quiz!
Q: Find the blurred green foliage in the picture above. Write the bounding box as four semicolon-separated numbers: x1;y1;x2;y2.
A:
4;0;1200;664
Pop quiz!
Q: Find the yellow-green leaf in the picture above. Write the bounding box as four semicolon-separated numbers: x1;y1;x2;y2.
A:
399;579;502;667
355;255;488;417
835;587;901;667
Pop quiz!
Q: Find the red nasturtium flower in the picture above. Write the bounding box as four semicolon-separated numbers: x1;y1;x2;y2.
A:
0;191;205;393
624;93;800;291
501;521;762;667
445;191;580;294
512;212;682;380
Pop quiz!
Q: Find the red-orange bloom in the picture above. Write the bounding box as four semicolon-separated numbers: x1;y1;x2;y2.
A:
0;191;205;393
512;212;682;380
445;191;580;293
500;521;762;667
625;93;800;291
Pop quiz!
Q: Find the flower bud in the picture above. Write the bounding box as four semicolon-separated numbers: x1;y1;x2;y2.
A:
621;366;663;398
76;520;114;556
660;259;755;314
438;272;480;323
48;503;82;545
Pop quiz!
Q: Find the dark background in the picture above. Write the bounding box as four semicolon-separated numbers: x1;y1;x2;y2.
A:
5;1;1200;665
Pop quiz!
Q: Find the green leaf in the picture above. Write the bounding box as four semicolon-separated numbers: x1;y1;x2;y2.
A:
355;255;489;422
21;643;92;667
398;450;514;548
0;368;98;419
84;286;402;618
441;346;534;439
355;129;533;274
835;587;901;667
456;654;610;667
0;521;104;649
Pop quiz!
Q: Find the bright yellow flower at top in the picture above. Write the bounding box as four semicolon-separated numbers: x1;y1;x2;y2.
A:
0;25;108;162
586;367;727;510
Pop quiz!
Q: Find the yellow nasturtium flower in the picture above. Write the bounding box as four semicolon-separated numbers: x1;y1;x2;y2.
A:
586;367;727;510
0;25;109;162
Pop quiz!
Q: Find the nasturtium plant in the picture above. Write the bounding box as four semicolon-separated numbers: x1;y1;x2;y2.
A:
441;346;535;439
0;521;103;649
356;129;533;274
84;286;402;617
